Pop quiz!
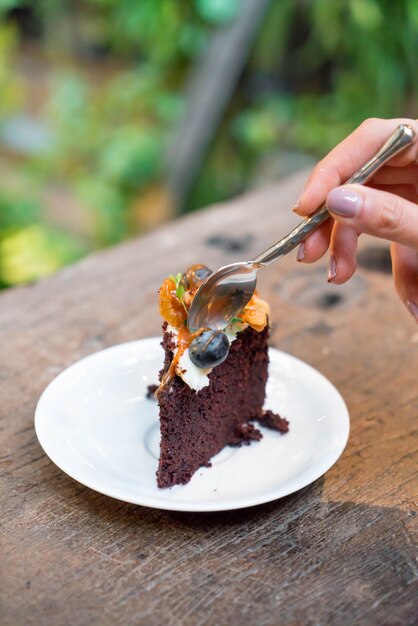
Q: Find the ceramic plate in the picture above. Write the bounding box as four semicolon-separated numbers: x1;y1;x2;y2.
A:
35;338;349;512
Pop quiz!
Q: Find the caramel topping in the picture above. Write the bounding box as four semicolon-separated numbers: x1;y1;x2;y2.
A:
156;266;271;395
158;266;270;333
240;292;271;332
158;277;187;329
185;264;209;289
155;325;206;396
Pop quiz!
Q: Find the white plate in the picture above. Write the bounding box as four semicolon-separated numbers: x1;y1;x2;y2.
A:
35;337;349;512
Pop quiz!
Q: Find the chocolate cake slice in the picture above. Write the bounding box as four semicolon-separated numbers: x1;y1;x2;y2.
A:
154;264;288;489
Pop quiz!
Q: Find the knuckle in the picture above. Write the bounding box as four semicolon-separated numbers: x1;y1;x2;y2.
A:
312;159;326;177
360;117;382;132
378;199;403;232
312;159;339;185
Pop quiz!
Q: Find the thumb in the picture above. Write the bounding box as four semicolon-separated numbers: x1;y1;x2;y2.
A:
326;184;418;249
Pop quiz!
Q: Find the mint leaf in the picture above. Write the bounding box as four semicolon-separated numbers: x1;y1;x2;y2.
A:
169;272;183;290
169;271;188;313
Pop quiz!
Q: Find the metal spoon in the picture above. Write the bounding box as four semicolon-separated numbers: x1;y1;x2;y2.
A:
188;124;416;331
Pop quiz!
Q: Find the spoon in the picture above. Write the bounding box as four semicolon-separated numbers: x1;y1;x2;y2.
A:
188;124;416;331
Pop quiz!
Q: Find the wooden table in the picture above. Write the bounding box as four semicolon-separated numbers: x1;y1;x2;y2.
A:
1;171;417;626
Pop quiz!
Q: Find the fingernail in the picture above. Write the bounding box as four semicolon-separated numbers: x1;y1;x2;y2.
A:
327;187;362;217
296;242;305;262
294;185;307;211
407;300;418;323
327;254;337;282
293;206;305;218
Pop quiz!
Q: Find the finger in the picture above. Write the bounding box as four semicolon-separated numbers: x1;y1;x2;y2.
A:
327;223;358;284
369;163;418;187
326;183;418;249
294;118;418;216
297;219;333;264
391;243;418;323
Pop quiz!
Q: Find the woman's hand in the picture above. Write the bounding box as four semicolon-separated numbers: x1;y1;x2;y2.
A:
294;118;418;321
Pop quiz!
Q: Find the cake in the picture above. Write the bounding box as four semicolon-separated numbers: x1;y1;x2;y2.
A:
153;264;289;488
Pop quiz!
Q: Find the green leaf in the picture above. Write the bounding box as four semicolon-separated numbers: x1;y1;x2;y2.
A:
168;272;187;312
169;272;182;289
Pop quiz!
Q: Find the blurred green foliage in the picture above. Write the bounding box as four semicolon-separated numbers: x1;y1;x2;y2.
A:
194;0;418;207
0;0;416;287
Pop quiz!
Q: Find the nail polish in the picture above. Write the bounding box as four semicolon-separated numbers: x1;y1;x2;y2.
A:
407;300;418;323
327;187;362;218
327;255;337;282
296;242;305;262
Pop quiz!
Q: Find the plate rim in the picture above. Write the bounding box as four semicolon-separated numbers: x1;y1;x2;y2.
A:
34;337;350;512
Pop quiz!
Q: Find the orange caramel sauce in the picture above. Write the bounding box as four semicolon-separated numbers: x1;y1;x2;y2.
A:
185;264;209;289
158;277;187;328
155;325;205;396
240;293;270;332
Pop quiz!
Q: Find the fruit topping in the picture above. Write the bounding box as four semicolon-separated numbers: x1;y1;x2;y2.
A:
189;329;230;368
186;264;212;289
158;277;187;328
241;293;270;332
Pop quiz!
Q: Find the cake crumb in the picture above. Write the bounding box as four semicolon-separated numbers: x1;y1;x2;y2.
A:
230;422;263;446
146;384;158;399
257;410;289;433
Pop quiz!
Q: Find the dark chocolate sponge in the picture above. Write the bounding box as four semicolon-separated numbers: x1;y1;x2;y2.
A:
156;323;286;489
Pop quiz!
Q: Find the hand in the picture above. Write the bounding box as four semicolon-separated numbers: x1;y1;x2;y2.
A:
294;118;418;322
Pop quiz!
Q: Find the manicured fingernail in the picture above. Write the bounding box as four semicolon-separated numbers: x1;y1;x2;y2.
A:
296;242;305;262
327;254;337;282
407;300;418;323
327;187;362;217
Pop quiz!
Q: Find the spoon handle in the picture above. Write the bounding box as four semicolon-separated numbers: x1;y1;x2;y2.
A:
252;124;416;266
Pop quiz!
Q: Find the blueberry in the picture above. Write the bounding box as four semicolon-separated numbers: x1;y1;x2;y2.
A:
189;330;230;368
186;264;212;289
193;266;212;282
180;273;189;290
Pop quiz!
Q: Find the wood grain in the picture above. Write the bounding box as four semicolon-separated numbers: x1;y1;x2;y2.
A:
1;171;417;626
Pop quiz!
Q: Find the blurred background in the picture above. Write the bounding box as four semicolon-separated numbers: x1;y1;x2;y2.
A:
0;0;416;289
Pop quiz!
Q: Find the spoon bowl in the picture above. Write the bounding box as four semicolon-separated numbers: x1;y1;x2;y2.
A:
187;262;260;331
